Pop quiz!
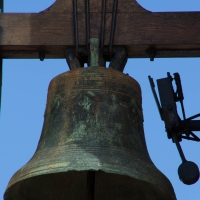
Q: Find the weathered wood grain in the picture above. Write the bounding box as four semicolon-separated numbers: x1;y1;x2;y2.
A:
0;0;200;58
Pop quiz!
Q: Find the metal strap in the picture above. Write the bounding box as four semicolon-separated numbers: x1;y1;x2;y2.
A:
86;0;90;50
73;0;90;60
73;0;79;57
109;0;118;57
100;0;106;50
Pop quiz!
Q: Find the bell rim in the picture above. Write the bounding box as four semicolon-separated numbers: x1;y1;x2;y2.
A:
5;145;176;199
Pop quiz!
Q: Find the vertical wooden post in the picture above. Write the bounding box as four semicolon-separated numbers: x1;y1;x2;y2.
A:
0;0;3;112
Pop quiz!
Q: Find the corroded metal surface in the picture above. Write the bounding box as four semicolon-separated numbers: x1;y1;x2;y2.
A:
4;67;176;200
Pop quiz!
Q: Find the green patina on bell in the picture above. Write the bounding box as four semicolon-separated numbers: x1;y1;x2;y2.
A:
4;39;176;200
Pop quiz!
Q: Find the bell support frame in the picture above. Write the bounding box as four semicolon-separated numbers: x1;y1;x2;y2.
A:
0;0;200;59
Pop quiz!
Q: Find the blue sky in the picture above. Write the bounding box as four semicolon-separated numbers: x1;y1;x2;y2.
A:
1;0;200;199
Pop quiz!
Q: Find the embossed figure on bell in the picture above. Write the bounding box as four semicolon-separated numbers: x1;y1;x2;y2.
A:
4;39;176;200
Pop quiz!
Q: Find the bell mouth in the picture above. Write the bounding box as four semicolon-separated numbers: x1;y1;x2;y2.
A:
5;170;176;200
5;145;176;200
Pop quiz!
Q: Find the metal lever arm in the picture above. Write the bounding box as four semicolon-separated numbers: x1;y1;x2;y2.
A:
172;134;187;162
174;73;186;120
148;76;163;120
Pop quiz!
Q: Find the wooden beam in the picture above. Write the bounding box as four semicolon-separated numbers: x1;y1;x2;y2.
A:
0;0;200;59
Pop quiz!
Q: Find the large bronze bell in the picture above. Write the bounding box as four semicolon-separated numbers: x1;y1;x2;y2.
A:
4;38;176;199
4;65;176;200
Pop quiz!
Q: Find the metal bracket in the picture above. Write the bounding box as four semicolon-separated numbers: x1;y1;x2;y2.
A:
65;45;127;72
65;48;82;70
149;72;200;141
146;49;156;61
149;72;200;185
109;47;127;72
39;51;46;61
